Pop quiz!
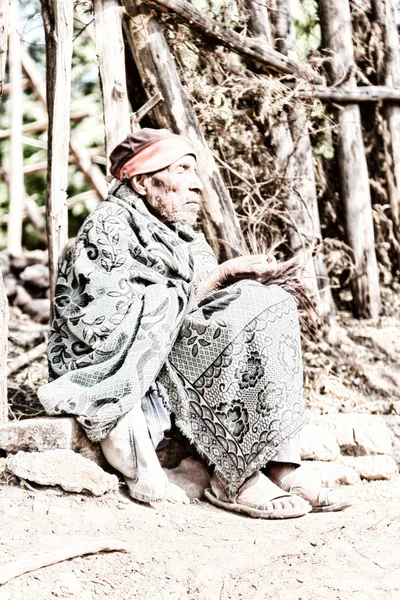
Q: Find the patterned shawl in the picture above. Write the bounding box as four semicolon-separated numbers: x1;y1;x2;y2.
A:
38;182;215;441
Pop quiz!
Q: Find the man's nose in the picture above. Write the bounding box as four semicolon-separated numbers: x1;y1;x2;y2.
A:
189;172;204;192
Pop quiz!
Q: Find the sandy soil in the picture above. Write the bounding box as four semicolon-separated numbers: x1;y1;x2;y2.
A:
0;474;399;600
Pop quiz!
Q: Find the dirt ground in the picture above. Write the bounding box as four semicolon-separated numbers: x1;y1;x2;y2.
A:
2;297;400;600
0;474;398;600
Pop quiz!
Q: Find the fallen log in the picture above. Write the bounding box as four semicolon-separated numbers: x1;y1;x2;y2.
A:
0;538;131;585
139;0;321;82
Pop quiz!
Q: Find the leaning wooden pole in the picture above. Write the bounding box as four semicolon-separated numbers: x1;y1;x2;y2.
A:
40;0;73;315
93;0;130;173
271;0;335;323
317;0;381;318
371;0;400;244
0;0;10;101
7;0;24;256
122;0;247;259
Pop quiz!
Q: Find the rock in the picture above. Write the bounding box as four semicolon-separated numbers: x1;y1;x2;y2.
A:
3;273;17;298
341;455;399;481
300;424;340;461
14;285;50;323
385;415;400;467
9;250;48;271
164;457;211;499
301;460;359;487
0;416;105;466
7;449;118;496
309;414;393;456
20;263;49;289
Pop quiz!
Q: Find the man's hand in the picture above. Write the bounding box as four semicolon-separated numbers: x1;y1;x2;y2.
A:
196;254;277;302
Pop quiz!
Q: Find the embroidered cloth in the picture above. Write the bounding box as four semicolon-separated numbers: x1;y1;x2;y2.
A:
38;182;306;492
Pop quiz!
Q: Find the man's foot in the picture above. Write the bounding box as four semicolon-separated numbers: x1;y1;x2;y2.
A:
265;462;353;513
204;471;311;519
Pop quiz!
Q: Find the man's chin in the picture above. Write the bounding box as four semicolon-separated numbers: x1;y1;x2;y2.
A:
170;210;198;226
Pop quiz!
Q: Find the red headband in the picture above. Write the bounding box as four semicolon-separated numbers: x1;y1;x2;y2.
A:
117;136;196;181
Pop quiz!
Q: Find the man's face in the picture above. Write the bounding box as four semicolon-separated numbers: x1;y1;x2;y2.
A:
133;154;203;226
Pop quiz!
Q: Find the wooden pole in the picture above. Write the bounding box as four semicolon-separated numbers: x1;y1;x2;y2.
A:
299;85;400;103
371;0;400;243
0;1;9;422
21;47;108;202
0;272;7;422
317;0;381;318
93;0;130;173
40;0;73;315
271;0;335;322
139;0;321;82
7;0;24;255
0;0;9;102
122;0;247;259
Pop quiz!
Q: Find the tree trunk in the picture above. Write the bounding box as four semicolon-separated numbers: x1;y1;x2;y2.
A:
271;0;335;323
93;0;130;173
0;0;9;102
299;85;400;103
317;0;381;318
371;0;400;243
40;0;73;315
122;0;247;259
7;0;24;255
0;273;8;422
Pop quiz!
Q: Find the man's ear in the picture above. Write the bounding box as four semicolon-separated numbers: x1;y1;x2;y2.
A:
130;174;147;196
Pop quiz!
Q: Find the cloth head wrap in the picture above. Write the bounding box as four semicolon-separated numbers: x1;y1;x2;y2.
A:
109;128;196;181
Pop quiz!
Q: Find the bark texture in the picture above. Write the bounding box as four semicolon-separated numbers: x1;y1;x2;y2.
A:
371;0;400;242
318;0;381;318
122;0;247;259
40;0;73;312
7;0;24;255
94;0;130;173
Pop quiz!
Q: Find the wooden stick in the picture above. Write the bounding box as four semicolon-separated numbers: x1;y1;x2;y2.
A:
139;0;321;82
93;0;130;173
7;341;47;376
0;111;91;140
7;0;24;255
0;0;10;102
40;0;74;319
21;47;108;202
299;84;400;102
0;538;131;585
130;91;164;129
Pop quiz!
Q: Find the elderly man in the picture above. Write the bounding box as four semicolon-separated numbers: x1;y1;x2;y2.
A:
39;128;350;518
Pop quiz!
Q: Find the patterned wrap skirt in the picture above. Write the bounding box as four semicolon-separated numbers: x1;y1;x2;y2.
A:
158;280;306;494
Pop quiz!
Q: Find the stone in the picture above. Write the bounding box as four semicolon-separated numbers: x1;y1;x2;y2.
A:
300;424;340;461
341;455;398;481
0;417;105;466
385;415;400;467
164;457;211;499
7;449;118;495
20;263;49;289
300;460;359;487
309;413;393;456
